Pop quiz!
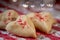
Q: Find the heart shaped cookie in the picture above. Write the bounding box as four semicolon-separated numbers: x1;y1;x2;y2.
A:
27;12;56;33
0;10;19;29
6;15;37;38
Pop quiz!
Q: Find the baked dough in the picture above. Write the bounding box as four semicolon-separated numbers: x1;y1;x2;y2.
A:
27;12;56;33
6;15;36;38
0;10;19;29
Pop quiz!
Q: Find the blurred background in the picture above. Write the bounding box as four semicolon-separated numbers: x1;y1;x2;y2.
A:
0;0;60;18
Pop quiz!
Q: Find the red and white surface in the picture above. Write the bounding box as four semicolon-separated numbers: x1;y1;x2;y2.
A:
0;0;60;40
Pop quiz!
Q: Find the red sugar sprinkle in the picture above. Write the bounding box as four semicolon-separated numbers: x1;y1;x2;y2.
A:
18;21;26;25
8;12;11;16
17;18;27;28
23;21;26;25
17;19;22;22
35;13;44;21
